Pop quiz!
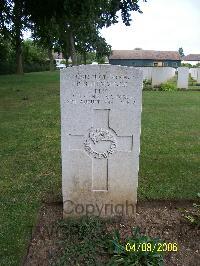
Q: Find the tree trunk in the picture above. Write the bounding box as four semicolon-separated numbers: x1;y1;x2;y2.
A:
65;58;69;67
13;0;23;75
16;41;23;74
83;52;87;65
69;30;77;66
48;48;54;71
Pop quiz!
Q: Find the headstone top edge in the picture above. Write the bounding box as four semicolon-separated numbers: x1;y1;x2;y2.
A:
60;64;143;76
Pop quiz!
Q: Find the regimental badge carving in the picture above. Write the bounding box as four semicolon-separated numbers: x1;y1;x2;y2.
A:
84;128;117;159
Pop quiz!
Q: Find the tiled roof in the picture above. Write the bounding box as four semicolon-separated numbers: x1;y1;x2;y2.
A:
183;54;200;61
109;50;181;60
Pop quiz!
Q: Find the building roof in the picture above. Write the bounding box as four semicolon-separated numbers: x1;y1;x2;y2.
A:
183;54;200;61
109;50;181;61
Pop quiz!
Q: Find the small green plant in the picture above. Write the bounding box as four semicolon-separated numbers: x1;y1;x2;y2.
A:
188;75;197;86
182;194;200;228
108;227;164;266
143;79;151;86
56;216;110;265
143;79;153;91
159;82;177;91
152;84;161;90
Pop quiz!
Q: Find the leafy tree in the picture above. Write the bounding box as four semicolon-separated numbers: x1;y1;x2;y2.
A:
22;39;48;64
84;52;96;64
1;0;146;71
178;47;185;58
31;17;60;71
0;35;16;74
0;35;13;62
0;0;31;74
24;0;146;65
75;23;111;64
181;63;192;68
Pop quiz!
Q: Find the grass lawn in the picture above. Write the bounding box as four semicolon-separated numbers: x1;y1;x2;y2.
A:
0;71;200;265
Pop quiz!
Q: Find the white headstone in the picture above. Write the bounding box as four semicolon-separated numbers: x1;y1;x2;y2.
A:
177;67;189;89
152;67;175;86
197;68;200;83
60;65;143;217
190;68;198;81
142;67;153;81
195;68;198;81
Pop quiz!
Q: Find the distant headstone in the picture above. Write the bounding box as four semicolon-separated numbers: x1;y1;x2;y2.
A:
197;68;200;83
60;65;143;217
190;68;198;81
152;67;175;86
177;67;189;89
141;67;153;81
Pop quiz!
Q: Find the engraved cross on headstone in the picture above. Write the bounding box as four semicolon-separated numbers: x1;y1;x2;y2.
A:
69;109;133;191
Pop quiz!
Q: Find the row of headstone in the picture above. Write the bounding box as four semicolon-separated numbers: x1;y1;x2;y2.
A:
141;67;176;82
140;67;176;85
190;68;200;83
178;67;200;89
141;67;200;89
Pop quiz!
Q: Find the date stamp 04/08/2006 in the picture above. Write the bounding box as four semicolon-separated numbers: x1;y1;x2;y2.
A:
125;242;178;252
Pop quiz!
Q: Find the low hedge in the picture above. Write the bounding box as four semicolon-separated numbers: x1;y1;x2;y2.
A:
0;61;50;75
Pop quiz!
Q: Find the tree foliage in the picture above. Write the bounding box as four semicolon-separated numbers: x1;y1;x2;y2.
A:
178;47;185;58
23;39;48;63
24;0;146;65
1;0;146;72
0;0;32;74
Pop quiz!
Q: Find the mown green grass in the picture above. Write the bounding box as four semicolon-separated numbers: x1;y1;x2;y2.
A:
139;91;200;199
0;71;61;265
0;71;200;265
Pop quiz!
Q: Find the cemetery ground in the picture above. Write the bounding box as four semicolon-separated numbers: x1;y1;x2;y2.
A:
0;71;200;265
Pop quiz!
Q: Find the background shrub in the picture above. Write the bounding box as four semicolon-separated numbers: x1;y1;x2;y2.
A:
159;82;177;91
